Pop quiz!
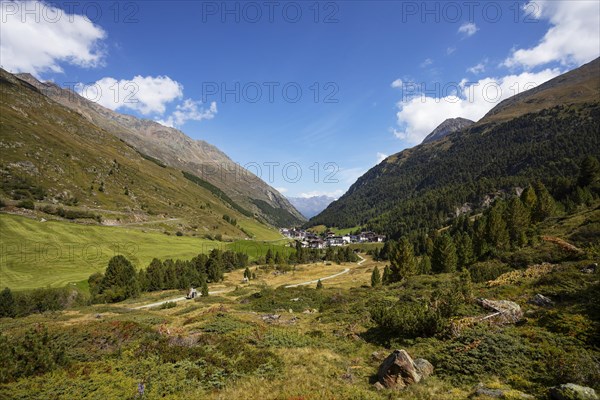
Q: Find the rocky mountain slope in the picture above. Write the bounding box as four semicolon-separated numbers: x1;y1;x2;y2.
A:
421;117;474;144
13;72;305;227
307;58;600;236
0;69;281;239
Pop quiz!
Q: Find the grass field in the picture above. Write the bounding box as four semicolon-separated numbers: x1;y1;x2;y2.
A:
0;214;220;290
0;214;302;290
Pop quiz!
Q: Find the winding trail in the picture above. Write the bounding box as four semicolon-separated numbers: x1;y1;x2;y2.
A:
132;253;367;309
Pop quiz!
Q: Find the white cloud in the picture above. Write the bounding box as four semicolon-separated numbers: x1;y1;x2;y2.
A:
0;0;106;76
420;58;433;68
391;78;403;88
447;47;456;55
76;75;183;115
467;60;487;74
376;152;388;163
157;99;217;128
393;68;561;144
275;187;288;194
458;22;479;37
503;0;600;69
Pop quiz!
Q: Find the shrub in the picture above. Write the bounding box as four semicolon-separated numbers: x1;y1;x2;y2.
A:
17;199;34;210
468;260;512;283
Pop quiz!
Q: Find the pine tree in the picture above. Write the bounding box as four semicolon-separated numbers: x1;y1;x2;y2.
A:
419;255;432;275
486;201;510;252
0;287;16;318
371;266;381;287
382;265;392;285
243;267;251;280
200;280;209;297
432;233;457;273
577;155;600;188
456;232;475;270
533;181;555;222
473;216;489;259
316;279;323;289
275;251;285;266
507;197;530;248
145;258;164;291
265;249;274;266
389;238;417;282
459;268;473;301
101;255;140;300
520;185;538;211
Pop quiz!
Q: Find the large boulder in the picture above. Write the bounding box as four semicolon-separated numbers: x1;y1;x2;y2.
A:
477;298;523;324
377;350;433;389
549;384;598;400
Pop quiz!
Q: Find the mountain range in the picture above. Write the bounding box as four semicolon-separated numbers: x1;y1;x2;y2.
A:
287;195;336;219
11;72;305;228
308;57;600;237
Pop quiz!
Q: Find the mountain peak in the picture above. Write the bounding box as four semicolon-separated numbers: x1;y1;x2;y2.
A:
421;117;475;144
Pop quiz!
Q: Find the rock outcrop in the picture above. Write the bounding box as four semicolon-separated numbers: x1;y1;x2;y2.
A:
549;383;598;400
477;298;523;325
377;349;433;390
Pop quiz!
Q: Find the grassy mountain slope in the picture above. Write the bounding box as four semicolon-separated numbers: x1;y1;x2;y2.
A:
1;202;598;399
308;58;600;237
14;72;305;227
0;68;280;241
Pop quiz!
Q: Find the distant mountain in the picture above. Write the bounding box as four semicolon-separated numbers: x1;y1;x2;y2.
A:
422;117;474;144
308;58;600;237
288;196;336;219
13;73;305;227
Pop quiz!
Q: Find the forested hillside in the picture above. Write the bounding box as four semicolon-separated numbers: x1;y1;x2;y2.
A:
308;58;600;239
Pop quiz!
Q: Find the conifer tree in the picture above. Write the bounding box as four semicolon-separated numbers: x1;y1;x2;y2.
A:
577;155;600;188
265;249;274;266
432;233;457;273
456;232;475;270
389;237;417;282
419;255;432;275
316;279;323;289
520;185;538;211
0;287;16;318
533;181;555;222
371;266;381;287
201;280;209;297
507;197;530;248
459;268;473;301
382;265;392;285
486;201;510;251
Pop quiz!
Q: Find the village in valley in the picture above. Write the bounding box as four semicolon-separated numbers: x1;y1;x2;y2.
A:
280;228;385;248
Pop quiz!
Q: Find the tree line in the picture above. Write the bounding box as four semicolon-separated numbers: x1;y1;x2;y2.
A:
88;249;249;303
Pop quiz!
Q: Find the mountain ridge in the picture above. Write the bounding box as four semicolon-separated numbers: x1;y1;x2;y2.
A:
13;72;305;227
307;58;600;236
421;117;475;144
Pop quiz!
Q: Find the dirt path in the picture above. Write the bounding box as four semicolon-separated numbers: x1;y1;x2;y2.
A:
133;254;367;309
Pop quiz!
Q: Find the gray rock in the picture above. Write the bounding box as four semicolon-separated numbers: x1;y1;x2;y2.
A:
477;298;523;324
377;349;432;389
580;263;597;274
529;293;553;307
414;358;434;379
473;383;534;399
549;383;598;400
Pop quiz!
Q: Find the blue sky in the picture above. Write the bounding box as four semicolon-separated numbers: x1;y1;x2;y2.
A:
2;0;599;198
